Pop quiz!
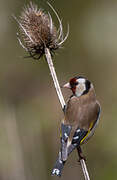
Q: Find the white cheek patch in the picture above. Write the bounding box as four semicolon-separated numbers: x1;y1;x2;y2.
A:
76;83;86;97
76;78;85;84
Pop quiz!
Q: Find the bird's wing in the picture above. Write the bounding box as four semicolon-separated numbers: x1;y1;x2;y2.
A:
82;101;101;144
61;96;88;161
61;96;100;161
68;101;101;154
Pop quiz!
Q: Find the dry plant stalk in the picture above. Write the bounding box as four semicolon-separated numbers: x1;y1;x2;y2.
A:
14;1;90;179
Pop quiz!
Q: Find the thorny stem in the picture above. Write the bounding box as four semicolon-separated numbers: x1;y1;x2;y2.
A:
45;47;90;180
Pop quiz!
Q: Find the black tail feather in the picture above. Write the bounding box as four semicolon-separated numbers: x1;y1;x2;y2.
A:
51;152;65;177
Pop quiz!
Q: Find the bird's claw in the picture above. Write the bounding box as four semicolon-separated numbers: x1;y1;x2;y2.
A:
78;154;86;162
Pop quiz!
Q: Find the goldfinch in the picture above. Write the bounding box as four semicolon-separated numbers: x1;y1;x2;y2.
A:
52;76;101;176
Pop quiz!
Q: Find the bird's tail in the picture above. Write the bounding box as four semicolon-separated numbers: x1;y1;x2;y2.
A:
51;152;65;177
61;123;72;161
51;144;76;177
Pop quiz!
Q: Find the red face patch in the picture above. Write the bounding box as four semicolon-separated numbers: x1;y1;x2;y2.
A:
70;78;76;84
69;78;77;94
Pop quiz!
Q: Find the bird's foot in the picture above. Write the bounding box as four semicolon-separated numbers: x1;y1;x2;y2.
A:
77;146;86;162
78;152;86;162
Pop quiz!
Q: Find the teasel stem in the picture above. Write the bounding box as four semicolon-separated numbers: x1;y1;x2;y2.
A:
45;47;65;110
80;159;90;180
44;47;90;180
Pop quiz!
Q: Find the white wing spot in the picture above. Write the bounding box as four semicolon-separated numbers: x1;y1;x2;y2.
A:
64;133;68;138
73;136;79;140
76;129;80;133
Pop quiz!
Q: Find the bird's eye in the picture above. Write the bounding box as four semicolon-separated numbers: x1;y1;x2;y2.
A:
70;82;78;88
70;78;78;87
74;82;78;86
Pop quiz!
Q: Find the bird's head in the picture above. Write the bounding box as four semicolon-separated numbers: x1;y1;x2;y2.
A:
63;76;92;97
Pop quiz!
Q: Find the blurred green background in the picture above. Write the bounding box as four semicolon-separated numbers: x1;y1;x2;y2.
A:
0;0;117;179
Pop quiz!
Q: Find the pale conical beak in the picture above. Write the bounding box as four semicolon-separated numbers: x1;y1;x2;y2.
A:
62;82;71;89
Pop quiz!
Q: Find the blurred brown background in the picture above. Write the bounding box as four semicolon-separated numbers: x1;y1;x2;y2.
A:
0;0;117;179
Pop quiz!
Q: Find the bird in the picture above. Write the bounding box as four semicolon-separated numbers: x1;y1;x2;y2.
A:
51;76;101;177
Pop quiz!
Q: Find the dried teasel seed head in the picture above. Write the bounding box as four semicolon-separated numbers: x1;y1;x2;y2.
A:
14;2;69;60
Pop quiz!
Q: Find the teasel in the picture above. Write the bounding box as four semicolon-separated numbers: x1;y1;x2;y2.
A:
13;1;69;59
